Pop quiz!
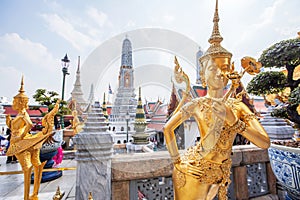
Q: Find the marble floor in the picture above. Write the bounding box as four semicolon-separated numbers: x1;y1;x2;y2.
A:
0;155;76;200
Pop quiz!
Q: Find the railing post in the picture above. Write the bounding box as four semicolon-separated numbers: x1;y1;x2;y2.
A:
233;166;249;200
112;181;130;200
266;162;277;195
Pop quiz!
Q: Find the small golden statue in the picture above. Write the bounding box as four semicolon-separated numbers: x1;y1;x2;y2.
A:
6;76;60;200
72;109;84;134
88;192;94;200
163;1;270;199
52;186;65;200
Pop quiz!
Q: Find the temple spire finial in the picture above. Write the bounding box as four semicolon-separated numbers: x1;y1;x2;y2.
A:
14;75;28;99
139;86;141;99
77;56;80;73
200;0;232;62
208;0;223;45
19;75;25;93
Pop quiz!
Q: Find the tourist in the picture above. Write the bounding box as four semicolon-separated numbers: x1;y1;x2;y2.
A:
52;142;64;168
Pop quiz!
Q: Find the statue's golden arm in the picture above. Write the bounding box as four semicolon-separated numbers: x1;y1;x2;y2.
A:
6;114;11;129
41;100;60;135
238;102;270;149
22;114;33;138
164;102;193;163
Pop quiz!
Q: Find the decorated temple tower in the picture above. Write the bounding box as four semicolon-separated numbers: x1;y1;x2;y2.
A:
70;56;88;113
109;37;137;139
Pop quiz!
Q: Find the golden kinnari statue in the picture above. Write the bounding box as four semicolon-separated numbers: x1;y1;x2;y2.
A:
6;76;60;200
72;109;84;134
163;0;270;199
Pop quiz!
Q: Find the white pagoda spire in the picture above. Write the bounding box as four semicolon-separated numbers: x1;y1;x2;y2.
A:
71;56;87;111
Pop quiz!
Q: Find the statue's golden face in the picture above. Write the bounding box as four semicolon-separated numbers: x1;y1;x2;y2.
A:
213;57;231;74
12;97;29;111
204;58;229;89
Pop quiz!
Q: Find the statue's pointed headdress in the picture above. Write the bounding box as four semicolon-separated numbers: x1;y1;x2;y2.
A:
14;75;28;99
200;0;232;62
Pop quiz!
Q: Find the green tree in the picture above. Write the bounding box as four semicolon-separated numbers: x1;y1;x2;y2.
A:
247;35;300;124
32;89;70;116
247;71;287;96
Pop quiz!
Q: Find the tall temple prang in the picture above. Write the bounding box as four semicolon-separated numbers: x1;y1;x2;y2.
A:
109;37;137;143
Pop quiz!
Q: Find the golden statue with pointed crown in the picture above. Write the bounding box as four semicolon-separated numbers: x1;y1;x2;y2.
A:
163;0;270;199
6;76;60;200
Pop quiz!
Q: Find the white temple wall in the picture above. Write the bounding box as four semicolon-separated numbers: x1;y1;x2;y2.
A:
184;120;200;149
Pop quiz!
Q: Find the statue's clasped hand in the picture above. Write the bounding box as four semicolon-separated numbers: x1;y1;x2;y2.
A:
211;99;237;126
176;163;204;180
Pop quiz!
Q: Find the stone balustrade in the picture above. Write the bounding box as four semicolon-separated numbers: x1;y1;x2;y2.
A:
111;145;277;200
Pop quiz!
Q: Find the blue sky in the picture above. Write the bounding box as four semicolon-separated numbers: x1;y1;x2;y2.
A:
0;0;299;103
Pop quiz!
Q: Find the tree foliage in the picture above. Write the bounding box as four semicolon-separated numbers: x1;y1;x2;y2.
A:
259;38;300;69
246;71;287;96
247;35;300;125
289;85;300;107
271;106;288;119
32;89;70;116
259;37;300;91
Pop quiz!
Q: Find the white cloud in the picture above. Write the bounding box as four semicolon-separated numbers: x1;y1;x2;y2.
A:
258;0;280;26
86;7;110;27
41;13;99;50
0;33;64;101
0;66;22;101
0;33;56;71
229;0;300;59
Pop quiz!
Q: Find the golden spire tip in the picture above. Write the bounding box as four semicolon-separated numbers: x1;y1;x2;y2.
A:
208;0;223;44
139;86;141;98
19;75;25;93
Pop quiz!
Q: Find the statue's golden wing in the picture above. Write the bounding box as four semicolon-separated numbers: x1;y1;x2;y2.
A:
172;56;191;115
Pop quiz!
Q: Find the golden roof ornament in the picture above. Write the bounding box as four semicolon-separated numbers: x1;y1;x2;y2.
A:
200;0;232;62
14;75;28;99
